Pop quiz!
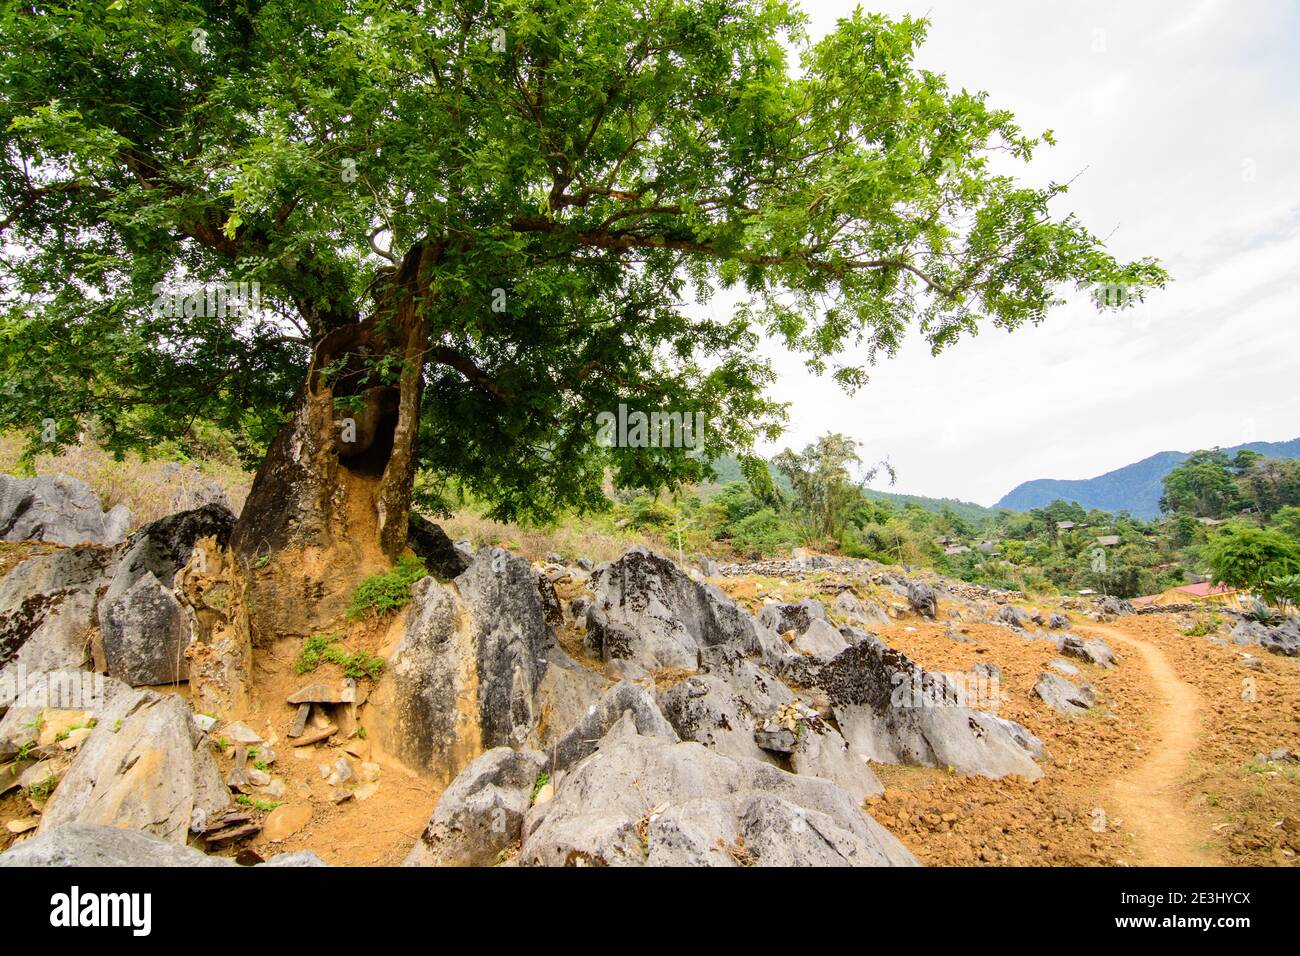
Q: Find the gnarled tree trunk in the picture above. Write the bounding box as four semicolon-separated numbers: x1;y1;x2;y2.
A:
228;244;436;641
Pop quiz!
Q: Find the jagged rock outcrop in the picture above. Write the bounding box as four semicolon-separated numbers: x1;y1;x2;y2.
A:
548;681;678;771
1032;672;1096;716
1230;618;1300;657
407;514;473;579
369;547;548;782
96;504;234;687
0;474;131;546
781;637;1046;780
791;617;851;657
519;712;917;867
0;546;117;707
404;747;547;867
36;689;229;844
587;547;791;671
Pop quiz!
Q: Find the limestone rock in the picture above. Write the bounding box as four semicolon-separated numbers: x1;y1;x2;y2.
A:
37;689;229;844
404;747;547;867
784;637;1046;780
0;474;131;546
519;713;916;867
1032;671;1096;716
588;547;791;671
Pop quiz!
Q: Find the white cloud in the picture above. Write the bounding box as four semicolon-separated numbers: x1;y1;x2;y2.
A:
737;0;1300;506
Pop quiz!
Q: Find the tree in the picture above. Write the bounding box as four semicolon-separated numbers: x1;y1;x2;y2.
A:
1204;523;1300;593
0;0;1163;637
1237;457;1300;519
1159;450;1239;518
774;432;885;544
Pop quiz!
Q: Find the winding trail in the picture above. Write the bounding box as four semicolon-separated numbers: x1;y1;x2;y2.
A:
1083;623;1218;866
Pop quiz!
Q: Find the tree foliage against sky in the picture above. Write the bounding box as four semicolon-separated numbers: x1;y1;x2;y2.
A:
1;0;1165;523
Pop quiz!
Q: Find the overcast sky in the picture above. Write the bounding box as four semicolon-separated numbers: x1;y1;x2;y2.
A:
745;0;1300;506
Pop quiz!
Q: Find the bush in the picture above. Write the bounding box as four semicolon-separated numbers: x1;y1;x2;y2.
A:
346;554;428;619
295;633;385;679
730;508;796;556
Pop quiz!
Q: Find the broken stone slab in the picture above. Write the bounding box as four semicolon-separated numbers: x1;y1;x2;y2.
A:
203;822;262;845
326;757;354;787
288;703;311;738
1047;658;1081;677
223;721;263;744
290;723;338;747
287;681;355;705
260;803;312;842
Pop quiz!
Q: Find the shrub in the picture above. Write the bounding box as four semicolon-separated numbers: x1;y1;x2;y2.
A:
346;555;428;619
295;632;385;680
730;508;796;556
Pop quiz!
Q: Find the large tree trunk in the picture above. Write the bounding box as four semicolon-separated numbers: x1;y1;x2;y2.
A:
228;245;434;641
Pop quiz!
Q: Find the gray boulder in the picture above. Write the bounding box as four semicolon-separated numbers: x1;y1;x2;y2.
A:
548;681;678;771
758;599;827;636
407;514;473;579
997;604;1029;629
1032;671;1096;716
783;637;1045;780
519;712;916;867
588;548;790;670
1061;634;1116;668
833;592;890;628
791;617;850;657
37;689;229;843
1;822;231;867
906;581;938;619
0;547;116;701
370;547;548;783
0;474;131;546
404;747;548;867
97;504;235;687
1048;612;1070;629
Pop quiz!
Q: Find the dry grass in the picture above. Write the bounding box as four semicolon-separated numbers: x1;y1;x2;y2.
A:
0;432;252;527
437;510;670;564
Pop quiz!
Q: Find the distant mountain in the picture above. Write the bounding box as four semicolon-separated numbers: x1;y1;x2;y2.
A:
995;437;1300;519
706;455;1003;523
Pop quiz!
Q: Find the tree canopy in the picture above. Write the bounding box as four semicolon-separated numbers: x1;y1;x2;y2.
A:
1;0;1165;524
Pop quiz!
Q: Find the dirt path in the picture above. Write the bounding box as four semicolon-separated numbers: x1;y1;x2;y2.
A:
1083;622;1219;866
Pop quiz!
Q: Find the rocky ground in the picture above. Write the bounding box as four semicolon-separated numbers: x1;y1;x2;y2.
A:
0;474;1296;867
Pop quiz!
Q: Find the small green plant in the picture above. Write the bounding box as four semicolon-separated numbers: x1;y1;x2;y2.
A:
234;794;281;811
356;725;367;740
253;554;271;569
253;759;270;771
112;719;122;733
21;775;58;801
346;554;427;620
530;770;550;806
1181;614;1223;637
14;740;35;762
294;633;385;680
